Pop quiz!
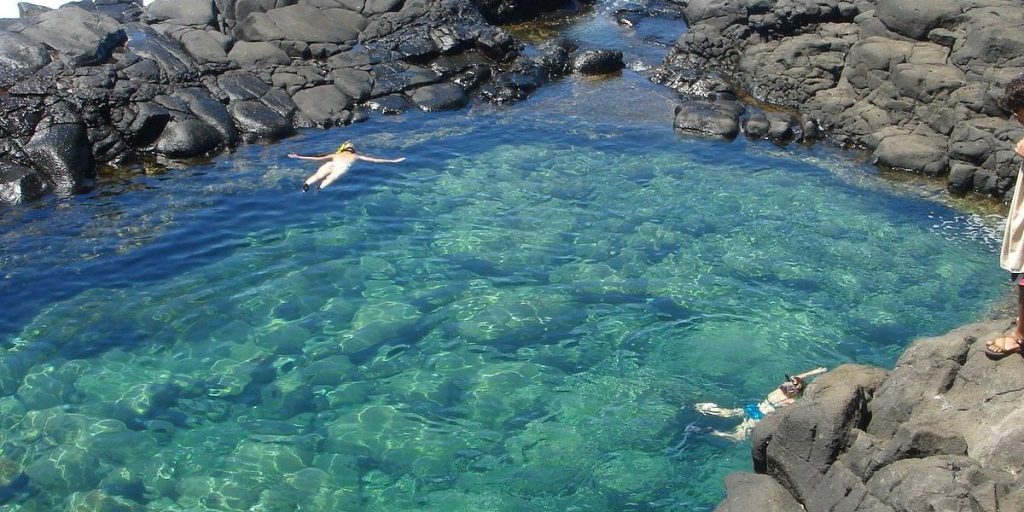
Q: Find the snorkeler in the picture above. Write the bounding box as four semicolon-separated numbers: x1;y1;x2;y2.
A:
288;140;406;191
694;367;827;441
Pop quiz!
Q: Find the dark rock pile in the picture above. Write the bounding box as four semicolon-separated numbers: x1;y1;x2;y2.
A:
656;0;1024;199
0;0;619;206
716;318;1024;512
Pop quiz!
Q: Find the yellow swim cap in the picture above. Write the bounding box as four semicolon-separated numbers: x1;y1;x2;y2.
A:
336;141;355;153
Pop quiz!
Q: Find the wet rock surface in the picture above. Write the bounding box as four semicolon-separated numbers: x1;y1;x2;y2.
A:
656;0;1024;200
0;0;617;206
718;319;1024;512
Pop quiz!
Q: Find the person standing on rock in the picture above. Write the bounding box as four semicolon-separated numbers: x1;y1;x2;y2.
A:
986;77;1024;359
288;141;405;192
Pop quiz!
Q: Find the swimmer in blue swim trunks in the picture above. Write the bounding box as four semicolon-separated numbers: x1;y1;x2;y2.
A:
695;367;827;441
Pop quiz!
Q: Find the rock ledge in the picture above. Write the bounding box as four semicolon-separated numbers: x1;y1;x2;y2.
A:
716;317;1024;512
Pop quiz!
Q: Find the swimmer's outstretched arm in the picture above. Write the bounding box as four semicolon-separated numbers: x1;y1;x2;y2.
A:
794;367;828;379
357;155;406;163
694;402;744;418
288;153;333;161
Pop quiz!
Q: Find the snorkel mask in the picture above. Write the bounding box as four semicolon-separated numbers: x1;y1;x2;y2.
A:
336;141;355;153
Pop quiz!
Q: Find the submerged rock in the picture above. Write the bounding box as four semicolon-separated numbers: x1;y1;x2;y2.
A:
65;489;144;512
0;161;46;205
572;48;625;76
25;445;105;494
673;99;743;139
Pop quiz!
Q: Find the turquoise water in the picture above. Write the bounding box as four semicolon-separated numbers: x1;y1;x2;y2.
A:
0;7;1010;512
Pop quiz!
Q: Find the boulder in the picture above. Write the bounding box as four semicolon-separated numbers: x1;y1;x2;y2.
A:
951;22;1024;73
178;29;232;64
876;0;961;41
331;68;373;101
176;89;241;146
124;24;198;83
17;3;54;18
227;41;290;67
533;39;574;77
873;133;949;176
867;421;968;475
229;100;294;140
259;87;300;121
765;112;796;141
0;31;51;77
865;456;998;511
291;85;352;126
713;472;803;512
80;0;146;23
744;113;770;139
17;6;126;66
218;72;272;101
946;162;981;195
681;0;747;29
24;120;95;193
153;118;224;157
0;161;46;205
889;63;965;104
240;4;367;43
406;82;468;112
758;364;888;503
370;62;440;96
122;102;171;146
145;0;218;27
673;99;743;139
365;94;410;115
572;49;624;76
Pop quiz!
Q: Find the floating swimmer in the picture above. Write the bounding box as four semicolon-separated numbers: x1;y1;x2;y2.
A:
694;367;827;441
288;141;406;191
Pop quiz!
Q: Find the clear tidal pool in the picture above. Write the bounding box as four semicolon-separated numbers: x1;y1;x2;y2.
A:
0;8;1011;512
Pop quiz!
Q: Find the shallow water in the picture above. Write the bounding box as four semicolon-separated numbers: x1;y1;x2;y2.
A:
0;6;1010;512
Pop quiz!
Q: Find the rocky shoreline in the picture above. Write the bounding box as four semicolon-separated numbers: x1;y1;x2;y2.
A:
715;316;1024;512
655;0;1024;200
0;0;627;205
4;0;1024;205
3;0;1023;510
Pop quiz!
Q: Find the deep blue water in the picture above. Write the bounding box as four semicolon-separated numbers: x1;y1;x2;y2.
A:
0;5;1009;511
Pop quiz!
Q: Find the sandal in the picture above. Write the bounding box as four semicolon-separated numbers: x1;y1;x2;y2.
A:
985;334;1023;360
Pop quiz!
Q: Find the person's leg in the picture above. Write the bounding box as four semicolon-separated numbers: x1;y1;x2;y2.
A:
986;282;1024;357
317;167;348;190
303;163;335;191
709;419;755;442
1010;284;1024;343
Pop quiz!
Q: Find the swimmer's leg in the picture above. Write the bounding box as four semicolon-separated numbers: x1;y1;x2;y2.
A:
710;419;755;442
304;163;334;191
317;168;348;190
